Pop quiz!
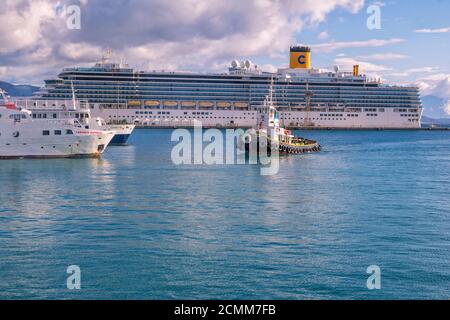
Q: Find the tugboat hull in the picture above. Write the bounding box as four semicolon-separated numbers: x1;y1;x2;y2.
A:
240;131;321;156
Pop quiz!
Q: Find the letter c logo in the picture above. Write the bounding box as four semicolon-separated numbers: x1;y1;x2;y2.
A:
298;55;306;65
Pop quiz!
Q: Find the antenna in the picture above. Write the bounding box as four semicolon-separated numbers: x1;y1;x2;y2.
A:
0;88;16;109
0;88;8;102
101;49;113;64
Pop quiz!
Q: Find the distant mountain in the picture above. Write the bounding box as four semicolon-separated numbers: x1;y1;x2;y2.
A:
421;95;449;119
421;116;450;127
0;81;39;97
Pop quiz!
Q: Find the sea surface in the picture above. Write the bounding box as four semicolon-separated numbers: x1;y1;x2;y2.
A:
0;129;449;300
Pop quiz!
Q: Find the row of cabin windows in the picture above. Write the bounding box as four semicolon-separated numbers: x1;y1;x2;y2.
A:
113;115;254;120
9;114;27;120
31;113;89;119
136;111;171;115
319;114;344;117
42;130;74;136
135;111;256;116
401;114;419;118
32;113;58;119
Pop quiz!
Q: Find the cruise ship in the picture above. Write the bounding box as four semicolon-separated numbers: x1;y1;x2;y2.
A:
33;46;423;129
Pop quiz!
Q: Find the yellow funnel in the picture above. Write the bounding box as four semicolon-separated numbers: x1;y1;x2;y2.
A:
289;46;311;69
353;65;359;77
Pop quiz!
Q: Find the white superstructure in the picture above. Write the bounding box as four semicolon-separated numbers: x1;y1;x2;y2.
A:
15;98;136;144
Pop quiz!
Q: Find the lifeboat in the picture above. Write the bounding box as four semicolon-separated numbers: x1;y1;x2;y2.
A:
128;100;141;106
163;101;178;107
181;101;196;107
217;102;231;108
145;100;160;107
199;101;214;108
234;102;248;108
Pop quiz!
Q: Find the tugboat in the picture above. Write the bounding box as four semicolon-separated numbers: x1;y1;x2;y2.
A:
0;89;115;159
238;79;321;156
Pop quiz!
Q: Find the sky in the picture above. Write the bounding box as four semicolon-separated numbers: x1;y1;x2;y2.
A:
1;0;450;113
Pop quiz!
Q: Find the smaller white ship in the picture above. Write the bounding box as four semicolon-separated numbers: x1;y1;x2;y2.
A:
15;97;135;145
0;90;115;159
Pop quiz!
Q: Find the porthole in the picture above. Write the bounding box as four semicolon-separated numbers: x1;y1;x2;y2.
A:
12;131;19;138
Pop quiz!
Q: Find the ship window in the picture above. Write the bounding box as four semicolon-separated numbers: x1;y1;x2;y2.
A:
54;130;62;135
66;130;74;135
43;130;50;136
53;114;57;119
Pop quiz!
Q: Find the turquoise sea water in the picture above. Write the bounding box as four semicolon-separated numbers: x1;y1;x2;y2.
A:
0;129;449;299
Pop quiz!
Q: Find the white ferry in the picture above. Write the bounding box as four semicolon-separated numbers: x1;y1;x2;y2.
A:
0;90;115;159
33;46;423;129
16;98;135;145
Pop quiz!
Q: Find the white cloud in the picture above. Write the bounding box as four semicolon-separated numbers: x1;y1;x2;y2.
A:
282;0;364;24
258;64;279;73
0;66;7;77
0;0;368;83
371;1;386;7
58;42;103;62
406;67;439;73
0;1;57;54
318;31;329;40
312;39;406;53
415;27;450;33
416;74;450;98
443;100;450;115
387;67;440;79
431;77;450;98
356;53;408;61
413;75;450;116
334;57;391;79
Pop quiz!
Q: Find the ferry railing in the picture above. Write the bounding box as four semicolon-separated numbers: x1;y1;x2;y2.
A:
14;99;91;111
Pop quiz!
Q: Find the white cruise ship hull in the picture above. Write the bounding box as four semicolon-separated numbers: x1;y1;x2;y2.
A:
32;46;423;130
92;107;422;129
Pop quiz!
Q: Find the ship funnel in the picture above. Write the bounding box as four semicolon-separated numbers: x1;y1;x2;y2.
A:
289;46;311;69
353;65;359;77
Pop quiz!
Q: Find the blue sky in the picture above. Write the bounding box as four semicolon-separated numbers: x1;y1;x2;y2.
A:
0;0;449;114
292;0;450;85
